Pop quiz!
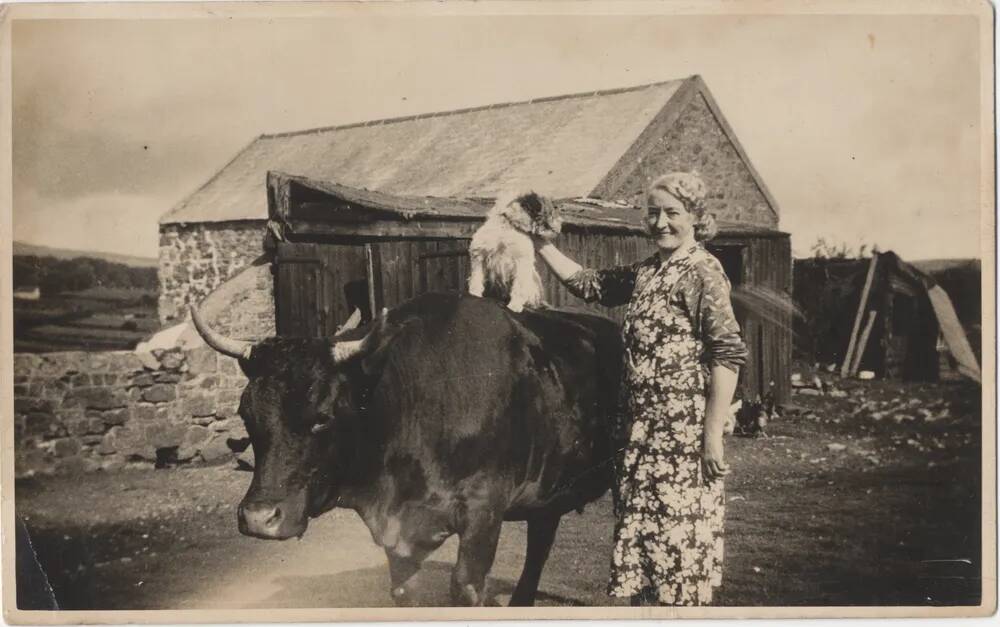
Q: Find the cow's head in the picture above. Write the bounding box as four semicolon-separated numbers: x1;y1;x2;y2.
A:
190;306;393;540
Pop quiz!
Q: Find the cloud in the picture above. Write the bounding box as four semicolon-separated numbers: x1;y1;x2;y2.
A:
10;14;987;263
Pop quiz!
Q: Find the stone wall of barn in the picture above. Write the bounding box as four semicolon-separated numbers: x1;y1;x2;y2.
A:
13;349;251;478
158;220;274;339
612;92;778;228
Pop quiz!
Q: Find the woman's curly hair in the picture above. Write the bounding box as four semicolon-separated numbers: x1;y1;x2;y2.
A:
648;172;718;242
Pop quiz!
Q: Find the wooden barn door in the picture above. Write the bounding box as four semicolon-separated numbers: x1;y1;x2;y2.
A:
275;242;373;337
370;239;470;309
417;240;470;294
732;236;792;406
707;243;746;289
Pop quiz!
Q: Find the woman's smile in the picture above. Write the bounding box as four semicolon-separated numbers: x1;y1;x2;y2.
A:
646;188;696;252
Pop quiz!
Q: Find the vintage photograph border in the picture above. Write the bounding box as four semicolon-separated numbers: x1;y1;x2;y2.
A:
0;0;995;622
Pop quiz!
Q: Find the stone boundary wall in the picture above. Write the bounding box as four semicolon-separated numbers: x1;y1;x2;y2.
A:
14;348;249;477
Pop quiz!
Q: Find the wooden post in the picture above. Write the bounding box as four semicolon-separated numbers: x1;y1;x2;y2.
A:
365;244;377;319
841;254;879;377
849;310;878;376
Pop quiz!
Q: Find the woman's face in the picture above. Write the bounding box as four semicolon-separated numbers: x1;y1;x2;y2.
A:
646;188;696;251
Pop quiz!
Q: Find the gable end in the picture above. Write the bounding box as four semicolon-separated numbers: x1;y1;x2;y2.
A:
591;76;780;228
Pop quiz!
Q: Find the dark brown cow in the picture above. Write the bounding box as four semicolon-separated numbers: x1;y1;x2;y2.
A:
191;292;622;606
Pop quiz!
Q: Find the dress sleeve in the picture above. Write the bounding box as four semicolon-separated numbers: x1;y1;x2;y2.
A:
564;261;642;308
684;259;749;374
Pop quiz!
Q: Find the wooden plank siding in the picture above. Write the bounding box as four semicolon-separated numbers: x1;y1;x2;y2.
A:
275;230;791;404
732;235;792;404
275;243;369;336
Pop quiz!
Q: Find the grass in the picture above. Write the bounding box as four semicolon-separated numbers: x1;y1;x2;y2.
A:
14;289;159;353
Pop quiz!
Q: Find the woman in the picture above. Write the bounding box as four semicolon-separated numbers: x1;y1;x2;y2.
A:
534;172;748;606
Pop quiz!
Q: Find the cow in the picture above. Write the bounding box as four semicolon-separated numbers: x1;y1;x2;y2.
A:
190;292;623;607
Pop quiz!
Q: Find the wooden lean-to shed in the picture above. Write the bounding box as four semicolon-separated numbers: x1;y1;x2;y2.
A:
793;252;981;382
161;76;792;403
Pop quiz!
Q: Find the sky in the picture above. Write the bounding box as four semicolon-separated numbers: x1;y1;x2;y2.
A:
12;10;987;261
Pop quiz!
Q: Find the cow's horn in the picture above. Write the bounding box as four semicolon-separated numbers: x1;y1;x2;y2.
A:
330;334;374;364
330;308;388;364
334;308;363;337
189;306;253;360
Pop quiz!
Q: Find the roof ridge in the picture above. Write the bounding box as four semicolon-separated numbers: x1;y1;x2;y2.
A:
261;77;692;140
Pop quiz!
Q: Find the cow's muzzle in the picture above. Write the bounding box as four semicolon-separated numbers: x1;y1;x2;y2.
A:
237;498;308;540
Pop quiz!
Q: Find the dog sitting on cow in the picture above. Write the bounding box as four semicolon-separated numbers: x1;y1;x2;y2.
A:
468;191;562;313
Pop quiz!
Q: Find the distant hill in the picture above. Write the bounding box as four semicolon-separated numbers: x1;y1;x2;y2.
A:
14;244;158;294
910;258;981;274
13;241;157;268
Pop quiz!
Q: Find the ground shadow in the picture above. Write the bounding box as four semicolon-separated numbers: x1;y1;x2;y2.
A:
249;560;588;608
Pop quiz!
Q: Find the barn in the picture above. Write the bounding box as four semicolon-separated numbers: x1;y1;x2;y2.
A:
158;75;792;402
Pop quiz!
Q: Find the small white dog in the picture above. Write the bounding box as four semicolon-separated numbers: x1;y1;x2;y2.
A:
468;191;562;313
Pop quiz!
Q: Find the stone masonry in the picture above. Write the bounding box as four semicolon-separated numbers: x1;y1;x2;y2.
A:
612;93;778;228
158;221;275;339
14;348;250;477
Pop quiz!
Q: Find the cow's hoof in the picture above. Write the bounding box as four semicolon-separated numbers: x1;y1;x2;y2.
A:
391;586;419;607
489;593;511;607
450;583;483;606
506;303;525;313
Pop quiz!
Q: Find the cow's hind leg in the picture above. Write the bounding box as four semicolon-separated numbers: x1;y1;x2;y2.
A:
451;511;503;606
509;515;560;606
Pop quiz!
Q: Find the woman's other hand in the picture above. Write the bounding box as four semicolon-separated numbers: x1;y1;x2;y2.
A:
702;436;731;481
703;364;738;481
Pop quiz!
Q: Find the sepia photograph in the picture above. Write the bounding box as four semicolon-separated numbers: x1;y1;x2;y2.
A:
2;0;995;622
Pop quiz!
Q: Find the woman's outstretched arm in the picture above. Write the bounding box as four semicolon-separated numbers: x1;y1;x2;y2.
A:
535;242;583;283
535;240;641;308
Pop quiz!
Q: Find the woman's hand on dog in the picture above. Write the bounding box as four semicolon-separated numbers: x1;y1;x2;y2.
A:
531;231;559;247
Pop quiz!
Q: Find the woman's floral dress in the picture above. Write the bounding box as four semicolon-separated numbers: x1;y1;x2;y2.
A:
565;242;748;606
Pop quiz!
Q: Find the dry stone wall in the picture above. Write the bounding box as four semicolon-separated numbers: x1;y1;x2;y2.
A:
14;348;249;477
158;220;275;339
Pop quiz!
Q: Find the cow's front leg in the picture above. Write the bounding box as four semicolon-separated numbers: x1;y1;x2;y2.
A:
450;511;503;606
386;551;424;607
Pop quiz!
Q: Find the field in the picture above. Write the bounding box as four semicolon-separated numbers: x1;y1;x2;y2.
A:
15;370;982;611
13;288;160;353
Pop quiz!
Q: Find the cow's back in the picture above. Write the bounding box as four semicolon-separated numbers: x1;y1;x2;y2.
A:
367;293;621;521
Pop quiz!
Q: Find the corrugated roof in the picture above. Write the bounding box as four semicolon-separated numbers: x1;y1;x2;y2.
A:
161;79;686;225
270;171;646;232
268;171;786;237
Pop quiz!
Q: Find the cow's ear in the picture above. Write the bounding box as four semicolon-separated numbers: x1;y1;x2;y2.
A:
236;352;256;377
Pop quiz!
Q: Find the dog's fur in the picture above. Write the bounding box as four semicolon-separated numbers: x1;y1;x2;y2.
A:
468;191;562;312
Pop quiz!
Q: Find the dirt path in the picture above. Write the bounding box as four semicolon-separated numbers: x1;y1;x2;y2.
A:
16;376;983;610
17;465;608;609
177;511;595;608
